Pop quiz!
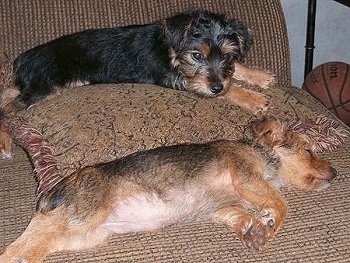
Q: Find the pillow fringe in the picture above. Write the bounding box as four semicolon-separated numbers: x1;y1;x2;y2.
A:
1;53;64;201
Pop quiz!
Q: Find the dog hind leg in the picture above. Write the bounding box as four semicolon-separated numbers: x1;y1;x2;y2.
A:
0;208;111;263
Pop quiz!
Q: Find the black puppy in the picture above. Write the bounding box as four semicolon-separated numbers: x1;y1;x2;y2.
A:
13;10;275;113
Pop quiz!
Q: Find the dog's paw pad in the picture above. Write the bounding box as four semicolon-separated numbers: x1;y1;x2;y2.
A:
242;224;269;251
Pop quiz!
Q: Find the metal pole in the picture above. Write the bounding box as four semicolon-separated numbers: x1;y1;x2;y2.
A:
304;0;317;80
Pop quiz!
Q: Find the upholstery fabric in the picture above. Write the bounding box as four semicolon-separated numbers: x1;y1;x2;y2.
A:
1;1;350;263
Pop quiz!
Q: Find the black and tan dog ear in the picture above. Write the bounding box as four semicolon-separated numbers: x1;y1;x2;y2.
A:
228;21;253;61
162;13;194;50
250;116;285;147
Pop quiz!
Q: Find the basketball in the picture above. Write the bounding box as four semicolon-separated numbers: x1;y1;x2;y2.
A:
303;61;350;125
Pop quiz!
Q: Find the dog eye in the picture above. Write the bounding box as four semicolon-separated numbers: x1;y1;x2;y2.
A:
192;52;205;61
305;149;313;157
192;33;202;38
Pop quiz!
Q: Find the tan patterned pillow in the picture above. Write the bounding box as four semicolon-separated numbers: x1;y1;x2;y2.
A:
1;51;348;196
16;83;347;180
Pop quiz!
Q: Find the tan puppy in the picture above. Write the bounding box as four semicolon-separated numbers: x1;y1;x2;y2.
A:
0;117;336;263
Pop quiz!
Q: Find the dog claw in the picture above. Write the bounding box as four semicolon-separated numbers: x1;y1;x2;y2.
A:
260;209;276;230
267;218;275;228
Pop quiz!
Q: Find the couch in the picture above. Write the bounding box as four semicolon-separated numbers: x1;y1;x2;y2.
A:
1;0;349;262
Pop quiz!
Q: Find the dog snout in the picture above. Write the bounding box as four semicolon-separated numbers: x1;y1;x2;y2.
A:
325;166;338;183
210;83;223;94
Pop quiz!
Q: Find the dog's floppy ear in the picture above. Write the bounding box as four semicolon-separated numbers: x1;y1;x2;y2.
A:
250;116;285;147
162;13;194;51
227;20;253;61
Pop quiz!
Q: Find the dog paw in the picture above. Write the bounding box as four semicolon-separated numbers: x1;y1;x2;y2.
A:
1;151;13;159
223;88;270;115
260;209;275;224
245;91;270;115
242;222;269;251
253;70;277;89
0;255;27;263
259;205;287;237
232;64;276;89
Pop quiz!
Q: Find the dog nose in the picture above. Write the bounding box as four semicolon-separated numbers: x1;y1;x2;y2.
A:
331;167;338;177
210;83;223;94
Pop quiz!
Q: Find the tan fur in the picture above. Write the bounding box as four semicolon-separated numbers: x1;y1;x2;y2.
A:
0;117;336;263
197;44;211;58
220;85;270;114
0;121;12;159
233;63;277;90
0;87;19;158
179;61;274;113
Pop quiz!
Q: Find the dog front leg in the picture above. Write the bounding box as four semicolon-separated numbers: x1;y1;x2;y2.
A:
233;63;276;89
235;180;288;237
219;86;270;114
212;206;271;251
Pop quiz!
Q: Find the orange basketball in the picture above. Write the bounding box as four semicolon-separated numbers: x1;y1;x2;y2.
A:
303;61;350;125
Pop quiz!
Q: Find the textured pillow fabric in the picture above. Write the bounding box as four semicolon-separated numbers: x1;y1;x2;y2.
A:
18;83;348;179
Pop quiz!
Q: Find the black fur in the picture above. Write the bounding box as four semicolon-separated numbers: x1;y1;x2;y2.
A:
13;10;253;106
38;142;218;213
0;108;5;120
